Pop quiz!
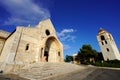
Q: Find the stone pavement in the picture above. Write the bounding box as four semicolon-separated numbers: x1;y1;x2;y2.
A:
0;63;120;80
48;66;120;80
14;62;86;80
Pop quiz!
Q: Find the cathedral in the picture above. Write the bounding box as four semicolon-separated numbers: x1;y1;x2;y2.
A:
0;19;64;64
97;28;120;61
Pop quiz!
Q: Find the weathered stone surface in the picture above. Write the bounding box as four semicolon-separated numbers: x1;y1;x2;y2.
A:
0;30;10;55
12;62;86;80
0;19;64;72
0;64;120;80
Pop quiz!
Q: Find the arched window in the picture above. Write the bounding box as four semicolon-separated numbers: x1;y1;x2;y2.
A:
100;35;105;40
25;44;29;51
58;52;60;56
105;40;107;44
106;48;109;52
101;42;104;45
45;29;50;36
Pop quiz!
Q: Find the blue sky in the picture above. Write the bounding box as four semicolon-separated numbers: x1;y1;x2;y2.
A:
0;0;120;56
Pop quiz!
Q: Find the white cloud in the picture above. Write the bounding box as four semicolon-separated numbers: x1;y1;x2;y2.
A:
57;29;74;37
62;29;74;33
57;29;76;50
60;35;76;42
57;29;76;42
63;44;71;50
0;0;50;26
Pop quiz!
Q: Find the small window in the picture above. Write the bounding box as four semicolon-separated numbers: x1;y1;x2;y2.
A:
41;48;43;58
58;52;60;56
106;48;109;52
100;35;105;40
25;44;29;51
105;40;107;44
45;30;50;36
101;42;104;45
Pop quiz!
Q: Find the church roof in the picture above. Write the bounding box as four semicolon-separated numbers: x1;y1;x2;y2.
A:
0;30;11;39
98;28;110;34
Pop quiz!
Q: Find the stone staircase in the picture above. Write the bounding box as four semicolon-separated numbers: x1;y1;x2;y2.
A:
14;62;86;80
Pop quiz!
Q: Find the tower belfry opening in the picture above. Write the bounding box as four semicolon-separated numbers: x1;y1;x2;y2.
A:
100;35;105;40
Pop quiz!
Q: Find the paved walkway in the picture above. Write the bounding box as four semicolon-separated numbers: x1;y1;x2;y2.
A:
47;66;120;80
0;63;120;80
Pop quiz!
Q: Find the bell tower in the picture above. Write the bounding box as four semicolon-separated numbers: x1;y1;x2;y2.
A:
97;28;120;61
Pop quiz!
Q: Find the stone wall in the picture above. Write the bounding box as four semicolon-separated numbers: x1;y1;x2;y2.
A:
0;30;10;55
15;27;39;63
0;30;10;38
0;19;64;65
0;38;5;55
97;28;120;60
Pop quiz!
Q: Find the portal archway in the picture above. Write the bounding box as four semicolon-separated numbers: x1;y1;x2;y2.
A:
43;37;62;62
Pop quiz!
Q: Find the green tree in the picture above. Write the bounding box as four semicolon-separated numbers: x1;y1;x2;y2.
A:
96;52;104;61
65;55;73;62
77;44;98;64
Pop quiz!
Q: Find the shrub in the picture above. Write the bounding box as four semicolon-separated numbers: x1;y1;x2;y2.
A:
94;60;120;68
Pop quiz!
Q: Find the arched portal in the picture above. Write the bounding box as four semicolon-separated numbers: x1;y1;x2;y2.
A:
43;37;62;62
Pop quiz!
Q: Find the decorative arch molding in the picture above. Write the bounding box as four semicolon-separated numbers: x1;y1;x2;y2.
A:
42;36;63;62
44;36;62;49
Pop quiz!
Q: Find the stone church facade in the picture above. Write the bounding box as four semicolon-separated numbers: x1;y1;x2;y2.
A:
0;19;64;64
